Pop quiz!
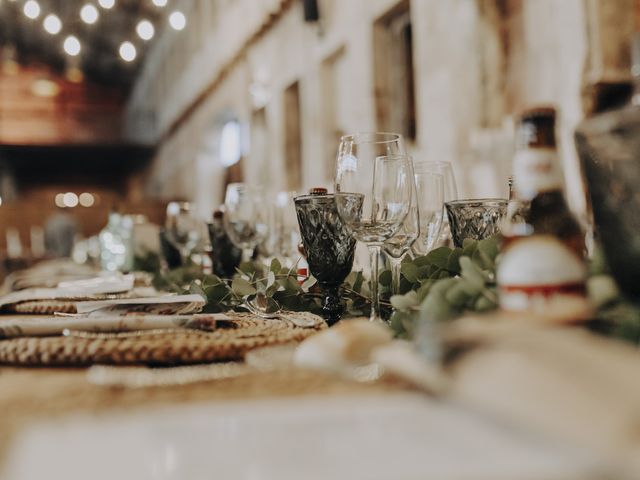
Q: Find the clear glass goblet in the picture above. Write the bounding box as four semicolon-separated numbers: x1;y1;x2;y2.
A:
223;183;269;263
411;172;445;257
383;156;420;294
165;201;203;265
414;161;458;246
335;133;413;322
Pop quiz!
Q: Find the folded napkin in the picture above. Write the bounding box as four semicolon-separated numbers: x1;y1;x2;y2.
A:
0;313;229;338
75;294;207;316
0;273;136;309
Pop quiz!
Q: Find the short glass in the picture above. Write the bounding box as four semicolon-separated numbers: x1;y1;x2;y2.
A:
445;199;507;248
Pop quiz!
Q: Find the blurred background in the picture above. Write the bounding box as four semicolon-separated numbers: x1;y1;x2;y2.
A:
0;0;636;271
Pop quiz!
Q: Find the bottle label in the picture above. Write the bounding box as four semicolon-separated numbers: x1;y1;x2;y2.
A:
513;148;563;200
497;235;587;312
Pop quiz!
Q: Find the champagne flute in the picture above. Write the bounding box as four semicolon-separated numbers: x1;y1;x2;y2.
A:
383;156;420;294
223;183;269;263
414;162;458;245
164;201;203;265
335;133;412;322
411;172;445;257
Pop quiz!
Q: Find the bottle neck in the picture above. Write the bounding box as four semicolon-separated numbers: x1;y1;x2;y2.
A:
512;146;564;201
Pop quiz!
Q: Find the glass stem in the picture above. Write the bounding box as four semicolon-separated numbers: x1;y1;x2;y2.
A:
241;248;253;263
368;244;382;322
390;256;403;295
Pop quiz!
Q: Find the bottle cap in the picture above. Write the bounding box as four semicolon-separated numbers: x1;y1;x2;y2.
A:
309;187;328;195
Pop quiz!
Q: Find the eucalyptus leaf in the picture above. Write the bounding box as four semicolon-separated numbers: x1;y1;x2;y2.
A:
401;263;419;283
391;291;419;311
231;277;257;297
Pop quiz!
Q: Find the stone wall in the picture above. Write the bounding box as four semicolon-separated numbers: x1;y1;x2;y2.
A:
125;0;636;220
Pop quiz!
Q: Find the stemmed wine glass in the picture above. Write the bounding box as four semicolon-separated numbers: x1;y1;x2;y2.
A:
414;162;458;246
335;133;413;322
383;156;420;294
165;201;203;265
411;171;445;257
223;183;269;263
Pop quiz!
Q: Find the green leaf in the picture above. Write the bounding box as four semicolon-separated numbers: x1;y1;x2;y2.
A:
426;247;453;270
390;291;419;311
401;263;419;283
459;256;487;290
478;235;500;261
446;249;462;274
270;258;282;274
412;255;431;267
379;269;392;287
266;271;276;288
301;276;317;291
231;277;257;296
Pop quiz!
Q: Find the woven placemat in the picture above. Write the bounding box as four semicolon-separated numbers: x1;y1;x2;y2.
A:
0;312;325;367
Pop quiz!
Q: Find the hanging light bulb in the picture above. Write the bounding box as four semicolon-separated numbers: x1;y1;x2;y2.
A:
63;36;81;56
23;1;41;19
169;11;186;30
136;20;154;41
152;0;167;7
119;41;136;62
43;14;62;34
98;0;115;9
80;4;99;24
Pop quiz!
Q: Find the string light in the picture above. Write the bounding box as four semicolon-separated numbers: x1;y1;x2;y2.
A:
23;0;41;19
152;0;167;7
136;20;154;41
62;192;79;208
63;35;81;56
168;11;186;30
80;4;99;24
79;193;95;207
98;0;115;9
119;41;136;62
43;13;62;34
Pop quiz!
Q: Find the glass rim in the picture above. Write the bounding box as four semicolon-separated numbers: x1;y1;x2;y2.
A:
445;198;507;207
340;132;403;145
376;153;413;162
413;160;453;170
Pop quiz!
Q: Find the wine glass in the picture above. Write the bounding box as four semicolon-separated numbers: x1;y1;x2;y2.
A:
414;162;458;245
383;156;420;294
223;183;269;263
411;172;445;257
164;201;203;265
335;133;413;322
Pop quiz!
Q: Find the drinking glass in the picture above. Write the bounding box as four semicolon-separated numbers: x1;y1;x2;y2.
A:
294;191;358;324
223;183;269;262
335;133;412;322
383;156;420;294
414;161;458;245
165;201;203;265
445;199;507;247
411;172;445;257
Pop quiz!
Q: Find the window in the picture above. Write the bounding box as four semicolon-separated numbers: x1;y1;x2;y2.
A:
373;1;416;141
283;81;302;191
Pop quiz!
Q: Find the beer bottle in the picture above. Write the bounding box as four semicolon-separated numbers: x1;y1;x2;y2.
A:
498;107;588;313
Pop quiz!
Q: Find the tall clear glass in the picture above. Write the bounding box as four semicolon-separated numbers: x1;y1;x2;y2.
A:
335;133;412;322
165;201;202;265
383;156;420;294
414;161;458;246
411;172;445;257
223;183;269;263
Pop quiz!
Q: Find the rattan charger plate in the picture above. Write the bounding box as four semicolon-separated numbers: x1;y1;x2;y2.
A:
0;312;326;367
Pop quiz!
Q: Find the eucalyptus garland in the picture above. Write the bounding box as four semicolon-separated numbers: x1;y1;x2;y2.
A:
145;234;640;346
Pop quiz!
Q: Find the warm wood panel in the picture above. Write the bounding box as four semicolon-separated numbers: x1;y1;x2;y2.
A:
0;62;126;145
